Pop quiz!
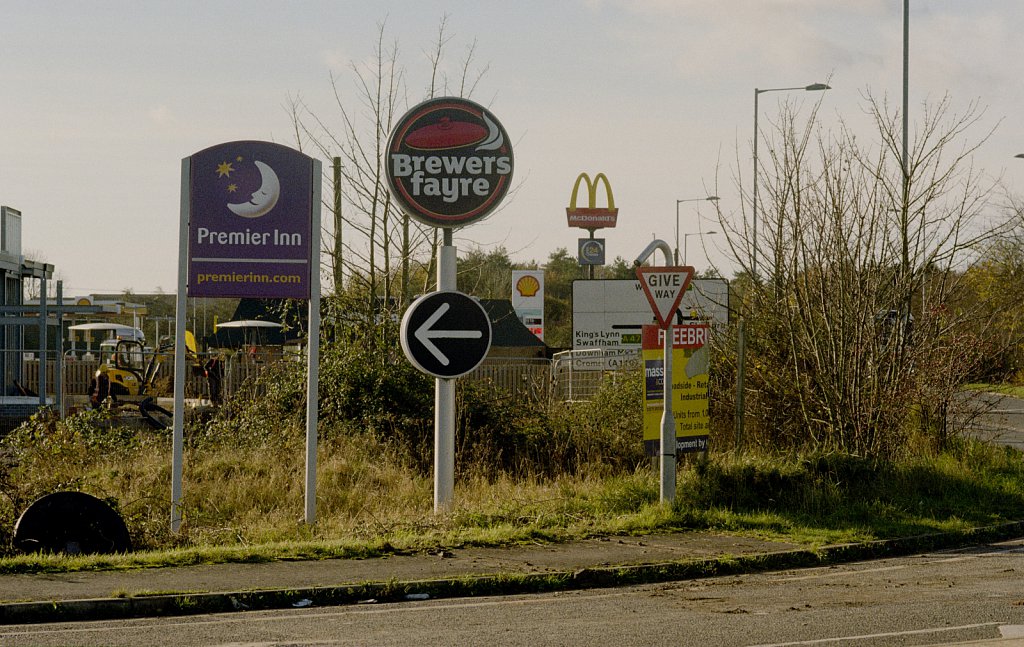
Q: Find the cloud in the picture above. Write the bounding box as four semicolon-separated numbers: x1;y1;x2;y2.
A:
147;105;174;126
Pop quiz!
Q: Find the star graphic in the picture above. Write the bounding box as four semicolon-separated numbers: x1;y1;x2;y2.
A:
216;161;235;178
227;184;238;193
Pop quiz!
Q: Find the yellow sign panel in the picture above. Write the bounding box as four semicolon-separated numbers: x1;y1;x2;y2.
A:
641;324;710;454
566;172;618;229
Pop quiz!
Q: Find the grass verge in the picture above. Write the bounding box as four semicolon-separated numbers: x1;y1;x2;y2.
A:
1;430;1022;575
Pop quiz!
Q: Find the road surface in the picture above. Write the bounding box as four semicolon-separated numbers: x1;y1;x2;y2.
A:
3;539;1023;647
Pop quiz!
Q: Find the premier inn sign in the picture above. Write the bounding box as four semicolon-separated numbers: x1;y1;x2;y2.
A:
386;97;514;229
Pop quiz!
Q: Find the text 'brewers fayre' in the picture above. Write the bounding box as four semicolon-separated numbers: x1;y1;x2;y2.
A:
386;97;513;229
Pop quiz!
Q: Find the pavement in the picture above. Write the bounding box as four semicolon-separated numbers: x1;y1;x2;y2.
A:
2;521;1023;626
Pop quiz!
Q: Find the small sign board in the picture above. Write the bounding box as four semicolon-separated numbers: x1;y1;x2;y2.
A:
566;172;618;229
641;324;710;455
635;266;694;329
401;291;492;378
512;270;544;341
578;238;606;265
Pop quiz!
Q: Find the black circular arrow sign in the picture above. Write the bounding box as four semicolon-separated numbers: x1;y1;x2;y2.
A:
401;291;492;378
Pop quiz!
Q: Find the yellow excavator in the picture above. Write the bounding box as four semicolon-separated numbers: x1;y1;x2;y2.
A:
88;332;198;428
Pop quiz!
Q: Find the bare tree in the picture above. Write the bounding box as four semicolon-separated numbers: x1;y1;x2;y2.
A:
715;93;1005;457
288;16;490;317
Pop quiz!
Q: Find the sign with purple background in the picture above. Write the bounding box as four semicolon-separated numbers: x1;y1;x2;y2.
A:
187;141;313;299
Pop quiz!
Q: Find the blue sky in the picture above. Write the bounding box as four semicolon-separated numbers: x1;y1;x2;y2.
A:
1;1;1021;294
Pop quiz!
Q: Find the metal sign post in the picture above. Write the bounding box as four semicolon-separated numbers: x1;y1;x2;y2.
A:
437;231;457;510
386;97;513;514
176;141;320;532
635;261;693;504
660;322;675;502
400;239;492;510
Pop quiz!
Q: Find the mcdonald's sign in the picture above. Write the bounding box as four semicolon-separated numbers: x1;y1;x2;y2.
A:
566;172;618;229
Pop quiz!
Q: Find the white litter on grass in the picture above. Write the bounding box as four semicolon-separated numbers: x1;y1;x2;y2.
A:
292;598;313;608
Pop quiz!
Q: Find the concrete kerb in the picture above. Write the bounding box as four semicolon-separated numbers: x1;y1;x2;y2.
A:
3;520;1023;626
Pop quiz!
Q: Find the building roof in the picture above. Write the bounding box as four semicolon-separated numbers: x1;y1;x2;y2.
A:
478;299;546;348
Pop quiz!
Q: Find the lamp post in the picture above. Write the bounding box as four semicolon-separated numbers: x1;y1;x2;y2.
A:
683;230;717;266
752;83;830;278
675;196;719;265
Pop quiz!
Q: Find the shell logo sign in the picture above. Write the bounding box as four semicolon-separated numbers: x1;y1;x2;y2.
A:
511;270;544;341
566;172;618;229
515;273;540;297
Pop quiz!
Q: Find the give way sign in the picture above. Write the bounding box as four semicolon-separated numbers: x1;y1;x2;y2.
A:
635;266;694;329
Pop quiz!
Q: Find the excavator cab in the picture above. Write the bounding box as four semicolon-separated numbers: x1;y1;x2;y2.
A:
89;332;197;428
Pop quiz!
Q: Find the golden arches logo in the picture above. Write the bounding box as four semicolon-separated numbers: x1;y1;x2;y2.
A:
566;172;618;229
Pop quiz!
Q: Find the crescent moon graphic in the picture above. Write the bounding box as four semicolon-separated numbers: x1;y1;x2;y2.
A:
227;161;280;218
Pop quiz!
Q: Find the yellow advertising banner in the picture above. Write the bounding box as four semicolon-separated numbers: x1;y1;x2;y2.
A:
641;323;710;455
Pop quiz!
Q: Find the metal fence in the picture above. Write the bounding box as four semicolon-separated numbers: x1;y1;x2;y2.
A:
550;349;639;402
468;357;552;402
7;347;637;415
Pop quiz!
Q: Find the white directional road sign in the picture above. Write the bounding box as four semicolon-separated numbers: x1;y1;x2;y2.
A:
401;291;492;378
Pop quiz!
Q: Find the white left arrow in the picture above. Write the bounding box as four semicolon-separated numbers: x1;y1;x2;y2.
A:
414;302;484;366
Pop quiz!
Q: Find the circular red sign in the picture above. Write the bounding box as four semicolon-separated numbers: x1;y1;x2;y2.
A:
386;97;514;229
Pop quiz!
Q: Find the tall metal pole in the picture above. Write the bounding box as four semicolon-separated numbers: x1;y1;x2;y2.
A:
752;84;830;280
660;324;675;503
734;319;746;450
674;201;681;266
435;228;456;512
752;88;761;279
171;158;190;533
304;160;323;525
901;0;911;342
903;0;909;173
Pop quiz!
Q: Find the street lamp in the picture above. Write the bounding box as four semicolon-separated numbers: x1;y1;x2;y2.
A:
752;82;830;277
675;196;719;265
683;230;718;266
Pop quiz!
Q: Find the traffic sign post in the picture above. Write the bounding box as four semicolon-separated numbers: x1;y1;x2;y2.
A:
386;97;513;513
401;282;493;511
635;265;694;504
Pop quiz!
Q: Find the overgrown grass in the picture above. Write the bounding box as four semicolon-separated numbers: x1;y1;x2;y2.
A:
2;353;1023;575
2;408;1022;575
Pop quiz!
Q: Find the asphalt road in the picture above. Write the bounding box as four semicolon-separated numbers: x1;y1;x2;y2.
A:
966;392;1024;452
3;539;1023;647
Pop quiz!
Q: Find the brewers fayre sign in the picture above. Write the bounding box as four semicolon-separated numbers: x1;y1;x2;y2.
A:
566;172;618;229
386;97;513;229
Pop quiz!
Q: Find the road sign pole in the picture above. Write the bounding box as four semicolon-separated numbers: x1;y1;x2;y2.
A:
436;229;456;512
660;324;675;503
386;99;510;514
304;159;323;525
635;261;692;507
